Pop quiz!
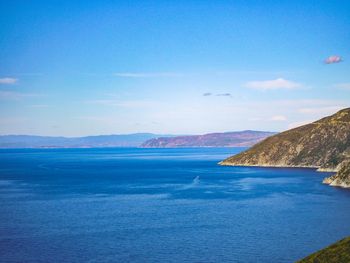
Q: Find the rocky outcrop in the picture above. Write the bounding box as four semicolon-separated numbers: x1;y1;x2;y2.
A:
220;108;350;188
323;161;350;188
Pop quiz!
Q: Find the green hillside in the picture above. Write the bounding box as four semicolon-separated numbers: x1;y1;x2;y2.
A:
220;108;350;188
297;237;350;263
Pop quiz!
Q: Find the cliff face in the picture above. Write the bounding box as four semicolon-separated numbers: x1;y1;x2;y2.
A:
141;131;275;148
219;108;350;188
323;161;350;188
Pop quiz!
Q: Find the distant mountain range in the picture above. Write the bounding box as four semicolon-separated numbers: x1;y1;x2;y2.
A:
0;130;275;148
220;108;350;188
0;133;171;148
141;130;276;148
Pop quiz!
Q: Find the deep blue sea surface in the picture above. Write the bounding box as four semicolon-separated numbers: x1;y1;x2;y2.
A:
1;148;350;263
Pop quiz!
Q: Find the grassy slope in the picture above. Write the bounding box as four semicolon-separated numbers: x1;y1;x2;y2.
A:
220;108;350;187
296;237;350;263
220;108;350;170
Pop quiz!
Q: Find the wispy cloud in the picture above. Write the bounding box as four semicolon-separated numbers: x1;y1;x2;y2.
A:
245;78;301;90
203;92;212;96
0;77;18;84
334;83;350;90
113;72;183;78
324;55;343;64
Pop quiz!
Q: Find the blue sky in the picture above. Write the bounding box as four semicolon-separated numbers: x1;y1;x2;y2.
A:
0;0;349;136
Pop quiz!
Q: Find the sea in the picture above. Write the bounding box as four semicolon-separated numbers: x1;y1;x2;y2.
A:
0;148;350;263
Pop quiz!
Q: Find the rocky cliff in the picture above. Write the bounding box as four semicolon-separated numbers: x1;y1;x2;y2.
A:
219;108;350;188
323;161;350;188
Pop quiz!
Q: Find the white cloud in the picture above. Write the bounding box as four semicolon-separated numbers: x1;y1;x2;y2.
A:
270;115;287;121
324;55;342;64
113;72;183;78
245;78;301;90
0;77;18;84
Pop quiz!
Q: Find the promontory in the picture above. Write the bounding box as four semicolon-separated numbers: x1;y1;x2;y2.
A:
219;108;350;188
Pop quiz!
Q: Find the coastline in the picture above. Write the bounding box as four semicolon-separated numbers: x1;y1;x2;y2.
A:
218;162;323;170
218;162;350;188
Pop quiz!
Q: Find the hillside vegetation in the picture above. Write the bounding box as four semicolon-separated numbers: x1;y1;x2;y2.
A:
220;108;350;188
297;237;350;263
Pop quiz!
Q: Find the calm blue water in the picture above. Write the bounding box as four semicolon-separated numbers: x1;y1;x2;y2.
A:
0;148;350;263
